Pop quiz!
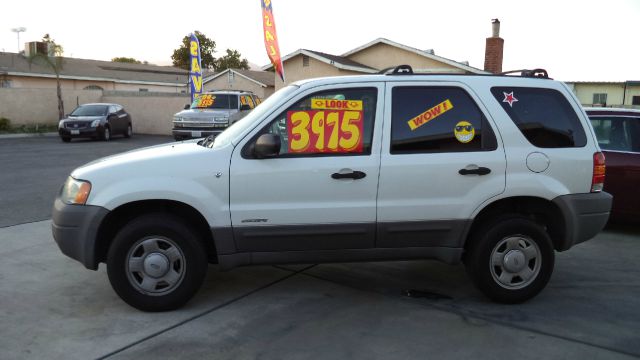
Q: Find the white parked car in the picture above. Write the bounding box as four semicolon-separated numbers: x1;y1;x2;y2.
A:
52;66;612;311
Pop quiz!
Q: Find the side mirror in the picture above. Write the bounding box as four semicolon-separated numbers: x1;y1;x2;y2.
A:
240;104;252;111
184;104;190;110
254;133;281;158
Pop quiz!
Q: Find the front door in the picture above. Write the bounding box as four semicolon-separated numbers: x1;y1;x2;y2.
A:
230;84;383;252
376;83;506;248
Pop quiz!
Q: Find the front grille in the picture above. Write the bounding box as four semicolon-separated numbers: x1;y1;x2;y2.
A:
65;122;89;129
174;121;226;128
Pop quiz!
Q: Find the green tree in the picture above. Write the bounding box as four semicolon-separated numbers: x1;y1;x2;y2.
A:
111;57;141;64
171;31;216;70
216;49;249;71
29;34;65;119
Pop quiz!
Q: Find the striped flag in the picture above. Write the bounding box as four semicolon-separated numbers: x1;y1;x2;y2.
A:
261;0;285;82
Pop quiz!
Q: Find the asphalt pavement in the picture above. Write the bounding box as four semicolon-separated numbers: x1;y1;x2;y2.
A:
1;135;639;360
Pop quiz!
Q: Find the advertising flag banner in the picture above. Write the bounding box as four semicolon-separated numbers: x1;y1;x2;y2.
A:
189;33;203;102
261;0;285;82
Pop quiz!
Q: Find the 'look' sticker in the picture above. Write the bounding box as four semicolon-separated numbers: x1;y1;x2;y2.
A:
407;99;453;131
454;121;475;143
311;98;363;111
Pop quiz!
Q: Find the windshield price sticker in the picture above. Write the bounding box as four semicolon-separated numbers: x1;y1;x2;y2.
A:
311;98;363;111
194;94;215;107
407;99;453;131
287;109;363;153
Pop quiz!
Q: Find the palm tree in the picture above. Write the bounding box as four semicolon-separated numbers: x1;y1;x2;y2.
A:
28;34;65;119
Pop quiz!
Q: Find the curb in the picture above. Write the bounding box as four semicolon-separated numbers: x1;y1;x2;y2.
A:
0;132;58;139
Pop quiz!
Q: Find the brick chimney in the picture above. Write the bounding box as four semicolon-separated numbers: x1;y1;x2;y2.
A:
484;19;504;74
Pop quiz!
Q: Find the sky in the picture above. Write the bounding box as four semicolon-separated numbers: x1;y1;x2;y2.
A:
2;0;639;82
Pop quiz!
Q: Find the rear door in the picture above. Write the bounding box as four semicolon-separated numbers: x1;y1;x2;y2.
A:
376;82;506;248
229;84;384;252
589;113;640;219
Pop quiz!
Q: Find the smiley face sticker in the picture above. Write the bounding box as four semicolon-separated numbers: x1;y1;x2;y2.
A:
454;121;475;143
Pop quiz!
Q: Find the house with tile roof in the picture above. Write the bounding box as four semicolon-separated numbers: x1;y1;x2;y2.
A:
263;38;488;90
0;51;188;92
202;68;275;99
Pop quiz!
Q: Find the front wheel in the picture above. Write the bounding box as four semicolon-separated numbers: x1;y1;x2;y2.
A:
102;126;111;141
107;213;207;311
465;216;554;303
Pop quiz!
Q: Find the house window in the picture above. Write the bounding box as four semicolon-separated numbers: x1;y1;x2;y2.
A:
228;71;235;84
632;96;640;106
139;88;149;92
593;93;607;106
302;55;310;67
83;85;103;91
0;79;11;88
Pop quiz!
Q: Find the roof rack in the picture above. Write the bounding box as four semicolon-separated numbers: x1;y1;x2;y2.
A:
499;69;550;79
379;64;414;75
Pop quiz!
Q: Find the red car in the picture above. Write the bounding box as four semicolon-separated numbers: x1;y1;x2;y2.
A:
586;108;640;222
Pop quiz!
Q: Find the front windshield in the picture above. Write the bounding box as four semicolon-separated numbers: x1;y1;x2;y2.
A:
210;85;299;148
191;94;238;110
70;105;108;116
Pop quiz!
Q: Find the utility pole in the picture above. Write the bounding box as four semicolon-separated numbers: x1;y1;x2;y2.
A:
11;27;26;53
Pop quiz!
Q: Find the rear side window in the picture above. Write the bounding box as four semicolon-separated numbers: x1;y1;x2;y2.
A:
589;116;640;152
391;87;497;154
491;87;587;148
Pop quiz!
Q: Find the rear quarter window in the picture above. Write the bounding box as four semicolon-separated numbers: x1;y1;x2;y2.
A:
491;87;587;148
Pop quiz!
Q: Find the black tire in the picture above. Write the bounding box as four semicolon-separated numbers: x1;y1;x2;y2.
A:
465;216;554;304
102;126;111;141
124;124;132;138
61;136;71;143
107;213;207;311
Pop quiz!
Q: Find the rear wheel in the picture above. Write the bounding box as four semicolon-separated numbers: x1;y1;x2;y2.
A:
465;216;554;303
107;213;207;311
124;124;132;138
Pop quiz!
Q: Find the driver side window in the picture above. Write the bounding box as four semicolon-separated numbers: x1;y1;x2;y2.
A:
259;87;377;157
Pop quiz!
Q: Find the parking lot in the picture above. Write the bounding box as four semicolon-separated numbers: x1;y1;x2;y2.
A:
1;135;639;360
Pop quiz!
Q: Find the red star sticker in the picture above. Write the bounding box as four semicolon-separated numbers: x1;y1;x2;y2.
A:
503;91;518;107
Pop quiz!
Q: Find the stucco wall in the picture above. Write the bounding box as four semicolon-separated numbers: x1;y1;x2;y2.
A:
277;55;362;91
204;75;272;99
100;93;189;135
0;88;103;125
347;43;463;73
0;88;188;134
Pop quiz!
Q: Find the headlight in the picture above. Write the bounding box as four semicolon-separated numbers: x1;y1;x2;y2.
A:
60;177;92;205
58;121;64;129
90;120;100;127
173;116;183;122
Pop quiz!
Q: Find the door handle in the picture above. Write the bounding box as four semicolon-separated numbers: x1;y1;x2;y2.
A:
331;171;366;180
458;167;491;176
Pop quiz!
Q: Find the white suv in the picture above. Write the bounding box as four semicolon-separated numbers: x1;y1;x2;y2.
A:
52;66;612;311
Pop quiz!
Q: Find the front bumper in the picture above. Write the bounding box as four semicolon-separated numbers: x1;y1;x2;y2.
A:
58;126;103;138
51;197;110;270
552;192;613;251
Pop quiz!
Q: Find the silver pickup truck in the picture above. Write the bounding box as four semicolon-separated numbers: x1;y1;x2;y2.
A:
172;90;259;140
